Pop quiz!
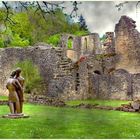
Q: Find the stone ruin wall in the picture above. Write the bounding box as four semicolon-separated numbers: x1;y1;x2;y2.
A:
0;43;89;100
0;15;140;101
89;69;140;100
80;33;100;55
0;45;59;95
115;16;140;74
60;34;81;62
89;16;140;100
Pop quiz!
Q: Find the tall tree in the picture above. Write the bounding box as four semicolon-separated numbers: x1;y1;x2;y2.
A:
78;14;88;31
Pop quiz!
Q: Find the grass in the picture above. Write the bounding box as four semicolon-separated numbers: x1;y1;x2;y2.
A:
1;98;140;138
0;95;8;100
66;99;130;107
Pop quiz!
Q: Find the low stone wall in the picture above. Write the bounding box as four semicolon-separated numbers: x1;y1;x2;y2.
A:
0;100;8;105
0;45;59;94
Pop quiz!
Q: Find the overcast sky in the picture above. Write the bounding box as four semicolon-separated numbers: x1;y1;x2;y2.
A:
63;1;140;36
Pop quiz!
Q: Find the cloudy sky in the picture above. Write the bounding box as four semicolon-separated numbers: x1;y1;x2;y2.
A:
63;1;140;36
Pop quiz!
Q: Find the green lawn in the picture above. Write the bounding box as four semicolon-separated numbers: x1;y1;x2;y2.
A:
0;95;8;100
66;99;130;107
0;99;140;139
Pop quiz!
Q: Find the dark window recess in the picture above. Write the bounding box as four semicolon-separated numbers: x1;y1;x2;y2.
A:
75;72;80;91
84;38;88;50
94;70;101;75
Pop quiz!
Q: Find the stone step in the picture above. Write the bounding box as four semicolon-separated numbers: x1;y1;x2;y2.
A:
55;47;63;51
60;68;71;71
59;61;70;65
54;72;72;76
75;80;80;83
61;58;71;61
59;64;70;66
54;76;72;80
56;49;63;52
61;59;71;62
59;65;70;68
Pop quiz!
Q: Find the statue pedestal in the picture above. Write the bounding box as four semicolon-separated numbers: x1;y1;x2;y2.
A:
2;113;30;119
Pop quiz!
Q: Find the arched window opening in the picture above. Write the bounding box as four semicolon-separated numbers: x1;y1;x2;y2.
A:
67;37;73;49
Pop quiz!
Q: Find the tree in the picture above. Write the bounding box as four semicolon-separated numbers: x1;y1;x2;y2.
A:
0;7;89;48
78;14;88;31
0;1;82;26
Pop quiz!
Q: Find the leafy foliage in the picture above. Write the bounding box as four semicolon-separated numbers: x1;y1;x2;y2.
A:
67;38;73;49
10;34;29;47
0;7;89;48
46;34;61;47
15;60;43;94
0;38;4;48
73;30;89;36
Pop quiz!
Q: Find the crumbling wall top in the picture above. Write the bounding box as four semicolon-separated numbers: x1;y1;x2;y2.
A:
115;15;136;33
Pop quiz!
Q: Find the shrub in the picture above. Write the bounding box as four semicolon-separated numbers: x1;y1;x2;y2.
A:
73;30;89;36
15;60;43;94
46;34;61;47
10;34;29;47
0;38;4;48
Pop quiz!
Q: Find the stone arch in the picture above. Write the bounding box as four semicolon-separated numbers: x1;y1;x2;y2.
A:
110;69;132;100
114;69;130;76
67;36;73;49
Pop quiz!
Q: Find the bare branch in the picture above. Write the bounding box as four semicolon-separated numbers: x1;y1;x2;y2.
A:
2;1;16;26
0;1;82;26
36;1;47;22
19;2;28;11
115;1;129;11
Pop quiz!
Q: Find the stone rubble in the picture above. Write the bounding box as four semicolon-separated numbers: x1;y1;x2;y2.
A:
115;100;140;112
27;95;66;107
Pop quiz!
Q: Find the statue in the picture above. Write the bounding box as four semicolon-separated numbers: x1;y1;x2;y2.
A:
2;68;29;119
15;68;25;113
6;70;23;115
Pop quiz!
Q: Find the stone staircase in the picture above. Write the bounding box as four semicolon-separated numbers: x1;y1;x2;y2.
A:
55;47;63;58
54;56;73;79
48;47;75;97
53;47;73;79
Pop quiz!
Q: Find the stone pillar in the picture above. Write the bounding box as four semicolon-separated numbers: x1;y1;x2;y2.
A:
115;15;140;73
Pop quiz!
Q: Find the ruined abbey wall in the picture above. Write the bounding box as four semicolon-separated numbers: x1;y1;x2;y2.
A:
115;16;140;73
0;15;140;101
86;16;140;100
0;45;59;94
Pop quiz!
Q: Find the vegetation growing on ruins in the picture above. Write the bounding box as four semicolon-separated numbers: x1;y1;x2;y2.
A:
15;60;43;94
67;38;73;49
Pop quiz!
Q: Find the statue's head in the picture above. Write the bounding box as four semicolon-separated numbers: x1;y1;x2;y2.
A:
16;68;21;73
10;70;16;78
15;68;22;77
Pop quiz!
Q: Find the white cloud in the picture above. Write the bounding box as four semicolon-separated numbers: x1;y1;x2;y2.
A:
64;1;140;36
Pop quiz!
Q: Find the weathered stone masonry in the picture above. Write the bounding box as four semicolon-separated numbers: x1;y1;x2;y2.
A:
0;15;140;100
